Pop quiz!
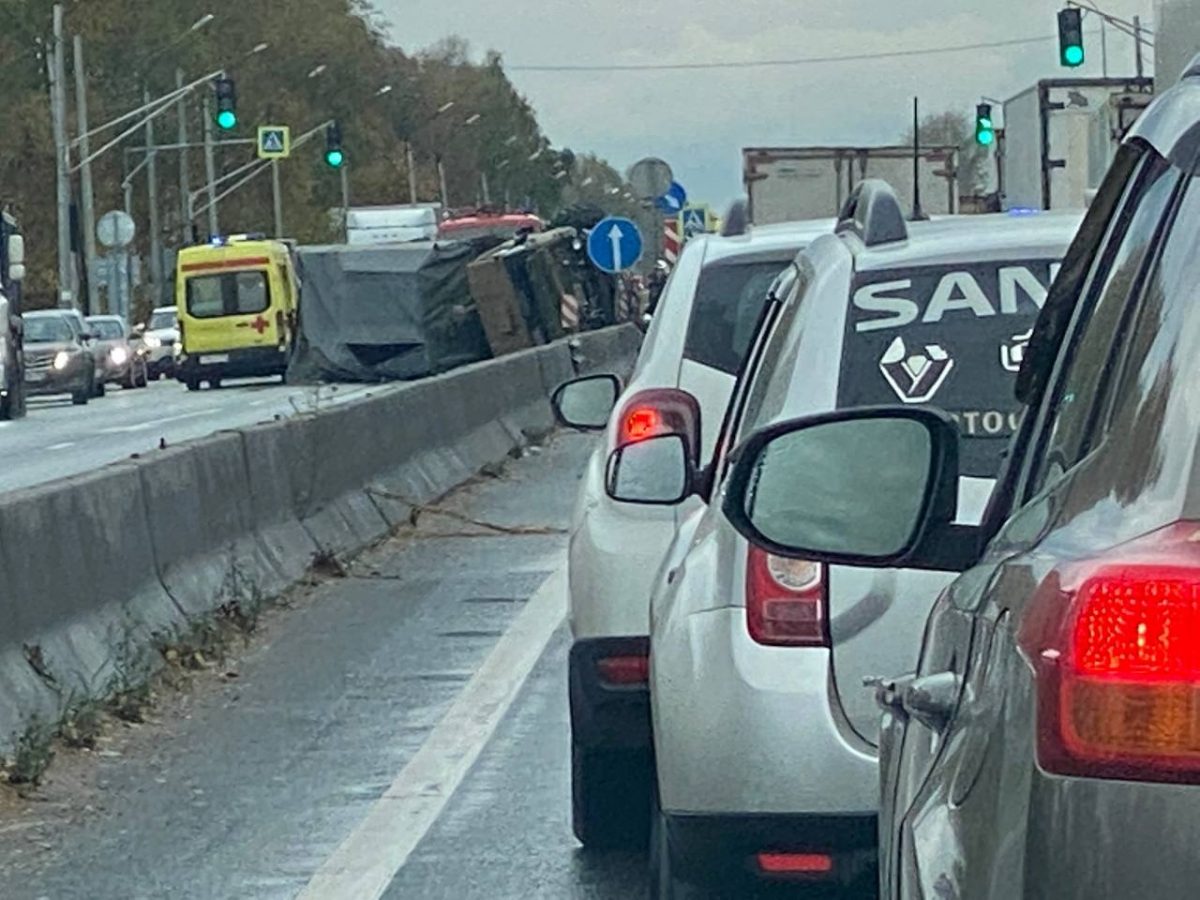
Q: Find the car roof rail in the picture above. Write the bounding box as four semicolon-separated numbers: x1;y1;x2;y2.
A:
834;179;909;247
721;198;750;237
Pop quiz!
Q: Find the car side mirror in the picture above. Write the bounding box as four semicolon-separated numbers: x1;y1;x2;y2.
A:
605;433;693;506
80;332;94;342
722;407;978;572
133;323;146;335
552;374;621;430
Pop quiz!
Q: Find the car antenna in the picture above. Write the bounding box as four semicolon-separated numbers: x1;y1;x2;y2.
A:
911;96;928;222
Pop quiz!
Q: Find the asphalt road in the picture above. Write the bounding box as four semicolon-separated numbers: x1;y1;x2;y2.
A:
0;378;381;494
0;433;654;900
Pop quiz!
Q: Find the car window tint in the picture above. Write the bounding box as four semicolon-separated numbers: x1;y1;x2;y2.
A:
1026;155;1179;498
683;260;789;375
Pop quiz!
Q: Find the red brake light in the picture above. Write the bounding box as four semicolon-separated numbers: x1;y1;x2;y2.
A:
756;852;834;876
745;546;827;647
1021;522;1200;783
596;654;649;685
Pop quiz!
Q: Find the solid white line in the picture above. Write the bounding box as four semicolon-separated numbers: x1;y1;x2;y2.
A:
97;409;217;434
47;441;76;451
296;567;566;900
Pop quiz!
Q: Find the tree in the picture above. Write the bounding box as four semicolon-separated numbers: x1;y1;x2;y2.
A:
902;109;991;196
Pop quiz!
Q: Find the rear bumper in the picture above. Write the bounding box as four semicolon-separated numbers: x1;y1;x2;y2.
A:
569;637;651;751
665;811;877;889
653;607;877;816
25;368;89;396
177;346;287;380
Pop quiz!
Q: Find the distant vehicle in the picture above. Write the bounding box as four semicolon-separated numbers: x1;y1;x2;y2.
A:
175;235;299;390
59;308;107;397
21;310;96;406
743;145;959;224
1001;77;1153;211
0;209;26;420
345;204;441;245
140;305;180;380
548;215;834;849
438;209;543;242
591;183;1080;897
87;315;148;389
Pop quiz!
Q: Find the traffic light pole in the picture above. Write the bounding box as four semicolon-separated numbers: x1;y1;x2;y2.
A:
177;69;191;244
203;93;219;236
272;160;284;238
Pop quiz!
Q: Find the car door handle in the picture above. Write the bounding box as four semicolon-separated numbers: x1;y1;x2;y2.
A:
901;672;962;732
865;674;916;714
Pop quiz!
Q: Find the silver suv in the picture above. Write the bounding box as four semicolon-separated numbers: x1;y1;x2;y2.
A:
608;186;1081;896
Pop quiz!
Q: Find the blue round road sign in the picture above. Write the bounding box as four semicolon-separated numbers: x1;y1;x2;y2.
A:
587;217;643;274
655;181;687;214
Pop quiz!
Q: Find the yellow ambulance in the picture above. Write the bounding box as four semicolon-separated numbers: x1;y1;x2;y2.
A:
174;234;299;390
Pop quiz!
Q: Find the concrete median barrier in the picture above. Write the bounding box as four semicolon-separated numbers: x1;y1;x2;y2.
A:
0;326;641;755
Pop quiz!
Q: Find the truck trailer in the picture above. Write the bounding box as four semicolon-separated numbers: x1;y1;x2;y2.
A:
1000;77;1153;211
742;145;960;225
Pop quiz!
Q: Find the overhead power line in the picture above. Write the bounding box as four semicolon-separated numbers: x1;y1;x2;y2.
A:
507;31;1100;73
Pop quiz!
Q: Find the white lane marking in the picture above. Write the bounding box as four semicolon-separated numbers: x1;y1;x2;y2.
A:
97;409;217;434
47;441;76;451
296;567;567;900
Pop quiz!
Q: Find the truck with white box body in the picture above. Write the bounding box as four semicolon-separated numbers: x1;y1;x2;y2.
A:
1000;77;1153;211
742;146;959;224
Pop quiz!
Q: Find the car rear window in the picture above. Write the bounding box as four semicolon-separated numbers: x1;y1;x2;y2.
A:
840;259;1060;477
683;259;789;375
89;320;124;339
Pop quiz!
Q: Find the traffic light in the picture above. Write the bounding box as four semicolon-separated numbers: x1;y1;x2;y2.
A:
324;121;344;169
214;77;238;130
1058;8;1085;67
975;103;996;147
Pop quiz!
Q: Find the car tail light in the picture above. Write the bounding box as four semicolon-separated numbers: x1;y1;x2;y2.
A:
756;852;834;876
1020;521;1200;783
614;389;701;455
596;654;649;685
745;546;827;647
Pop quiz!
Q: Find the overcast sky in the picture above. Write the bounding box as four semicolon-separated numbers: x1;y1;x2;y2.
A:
376;0;1157;210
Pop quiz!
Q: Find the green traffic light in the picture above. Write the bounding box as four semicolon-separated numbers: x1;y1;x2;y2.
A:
1064;44;1085;66
325;149;345;169
978;129;996;147
217;110;237;130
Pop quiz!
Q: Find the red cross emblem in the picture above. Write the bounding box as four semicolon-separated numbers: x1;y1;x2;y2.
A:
250;315;269;334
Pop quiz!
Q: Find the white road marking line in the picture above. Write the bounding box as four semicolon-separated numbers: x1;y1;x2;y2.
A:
46;441;76;451
296;567;567;900
97;409;217;434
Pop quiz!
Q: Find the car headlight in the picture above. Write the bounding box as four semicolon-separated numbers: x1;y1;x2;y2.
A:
53;351;70;371
110;346;128;366
143;334;162;349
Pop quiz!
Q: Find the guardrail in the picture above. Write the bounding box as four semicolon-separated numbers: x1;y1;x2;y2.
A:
0;325;642;755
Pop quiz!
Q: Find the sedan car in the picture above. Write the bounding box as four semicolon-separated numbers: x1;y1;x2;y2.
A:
22;310;95;405
141;304;180;379
721;58;1200;900
599;184;1081;896
87;315;148;389
550;216;833;848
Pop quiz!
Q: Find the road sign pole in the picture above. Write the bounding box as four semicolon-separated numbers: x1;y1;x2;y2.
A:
272;159;283;238
74;34;99;314
406;142;418;204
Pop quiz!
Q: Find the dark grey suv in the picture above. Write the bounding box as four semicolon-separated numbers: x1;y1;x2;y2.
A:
22;310;96;405
722;56;1200;900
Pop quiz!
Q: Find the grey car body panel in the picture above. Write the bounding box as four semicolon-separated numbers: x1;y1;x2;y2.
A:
883;69;1200;900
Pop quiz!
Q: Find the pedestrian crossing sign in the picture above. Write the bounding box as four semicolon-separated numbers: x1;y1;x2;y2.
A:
681;205;711;241
257;126;291;160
